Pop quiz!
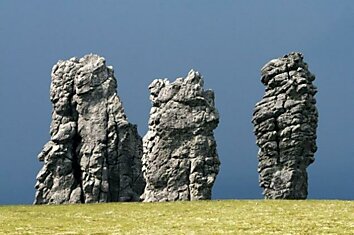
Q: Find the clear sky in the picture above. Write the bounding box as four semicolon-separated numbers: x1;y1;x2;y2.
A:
1;1;353;204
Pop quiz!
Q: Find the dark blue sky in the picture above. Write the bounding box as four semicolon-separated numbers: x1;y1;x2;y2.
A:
1;1;353;204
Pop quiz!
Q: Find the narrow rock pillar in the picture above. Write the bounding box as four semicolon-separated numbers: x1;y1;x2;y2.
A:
252;52;318;199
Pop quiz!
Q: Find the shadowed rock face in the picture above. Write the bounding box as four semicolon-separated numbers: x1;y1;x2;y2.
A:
141;70;220;202
35;54;145;204
252;52;318;199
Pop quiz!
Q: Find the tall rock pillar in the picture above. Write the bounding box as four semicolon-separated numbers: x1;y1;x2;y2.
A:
252;52;318;199
35;54;145;204
141;70;220;202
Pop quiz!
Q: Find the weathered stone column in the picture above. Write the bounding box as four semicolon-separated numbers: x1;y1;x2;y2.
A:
35;54;145;204
252;52;318;199
141;70;220;202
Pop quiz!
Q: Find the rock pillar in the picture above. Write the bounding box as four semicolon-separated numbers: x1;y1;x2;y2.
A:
141;70;220;202
35;54;145;204
252;52;318;199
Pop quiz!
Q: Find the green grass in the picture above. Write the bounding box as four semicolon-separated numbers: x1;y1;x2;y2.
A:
0;200;353;234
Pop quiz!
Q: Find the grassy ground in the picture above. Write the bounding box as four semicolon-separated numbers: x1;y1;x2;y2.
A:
0;200;353;234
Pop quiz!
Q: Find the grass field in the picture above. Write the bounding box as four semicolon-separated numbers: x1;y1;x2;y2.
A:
0;200;353;234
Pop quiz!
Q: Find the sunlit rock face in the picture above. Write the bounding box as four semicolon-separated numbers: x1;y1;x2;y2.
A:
34;54;145;204
252;52;318;199
141;70;220;202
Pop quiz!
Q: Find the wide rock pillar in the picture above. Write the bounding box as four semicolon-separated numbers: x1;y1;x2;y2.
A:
142;70;220;202
35;54;145;204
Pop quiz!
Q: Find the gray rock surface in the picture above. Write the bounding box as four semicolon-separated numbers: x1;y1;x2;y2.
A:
252;52;318;199
141;70;220;202
35;54;145;204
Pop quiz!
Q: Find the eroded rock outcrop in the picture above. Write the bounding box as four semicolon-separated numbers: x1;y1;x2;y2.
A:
252;52;318;199
35;54;145;204
141;70;220;202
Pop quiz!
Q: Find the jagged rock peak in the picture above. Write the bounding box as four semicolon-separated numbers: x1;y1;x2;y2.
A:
35;54;145;204
141;69;220;202
252;52;318;199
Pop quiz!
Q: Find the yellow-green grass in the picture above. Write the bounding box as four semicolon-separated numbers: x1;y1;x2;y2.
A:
0;200;353;234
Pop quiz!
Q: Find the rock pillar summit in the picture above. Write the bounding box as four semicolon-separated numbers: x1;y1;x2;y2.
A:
252;52;318;199
35;54;145;204
141;70;220;202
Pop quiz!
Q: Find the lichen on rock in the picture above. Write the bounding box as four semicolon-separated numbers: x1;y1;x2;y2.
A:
141;70;220;202
252;52;318;199
35;54;145;204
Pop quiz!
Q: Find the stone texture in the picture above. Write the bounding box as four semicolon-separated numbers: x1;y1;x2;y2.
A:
252;52;318;199
141;70;220;202
35;54;145;204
